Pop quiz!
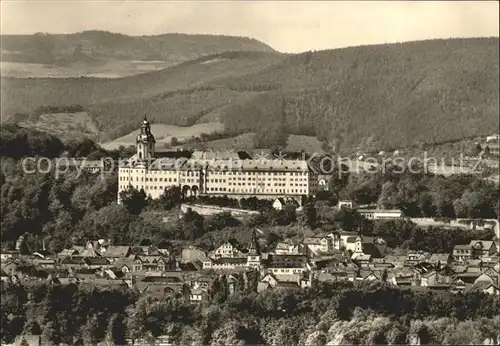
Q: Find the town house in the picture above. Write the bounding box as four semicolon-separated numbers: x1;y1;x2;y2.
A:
101;246;133;262
258;272;303;291
349;235;387;258
214;240;242;258
272;197;299;211
429;253;453;268
133;256;173;272
202;257;247;270
273;242;307;255
325;233;343;251
405;252;430;265
358;208;403;220
303;236;334;255
453;245;473;263
264;254;309;275
469;240;497;260
338;231;358;251
420;267;456;288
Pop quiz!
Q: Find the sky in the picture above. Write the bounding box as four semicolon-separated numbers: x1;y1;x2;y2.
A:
1;1;499;53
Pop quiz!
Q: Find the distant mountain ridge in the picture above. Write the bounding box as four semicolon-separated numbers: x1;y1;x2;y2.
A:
1;37;498;153
0;30;276;66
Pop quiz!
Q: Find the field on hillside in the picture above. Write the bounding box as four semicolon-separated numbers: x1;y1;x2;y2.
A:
285;135;326;154
0;60;172;78
101;122;224;150
19;112;99;141
171;132;257;151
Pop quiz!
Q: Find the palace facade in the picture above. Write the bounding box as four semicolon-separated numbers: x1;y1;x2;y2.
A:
118;117;318;202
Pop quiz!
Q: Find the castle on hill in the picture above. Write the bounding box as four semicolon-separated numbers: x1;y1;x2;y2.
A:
118;116;318;202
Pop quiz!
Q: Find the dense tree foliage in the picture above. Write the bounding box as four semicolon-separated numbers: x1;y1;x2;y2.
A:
365;219;494;252
0;124;66;159
220;39;498;151
0;159;118;251
0;124;130;160
1;283;135;345
2;281;499;345
335;170;499;219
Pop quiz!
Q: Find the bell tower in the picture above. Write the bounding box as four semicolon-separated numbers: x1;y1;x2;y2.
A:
136;114;156;160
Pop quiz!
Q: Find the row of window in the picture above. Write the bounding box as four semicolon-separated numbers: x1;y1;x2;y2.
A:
121;168;310;176
210;263;246;268
208;187;228;192
133;265;166;271
269;268;305;274
227;177;307;182
208;171;309;176
182;171;199;176
223;182;307;187
120;176;177;183
120;176;310;186
120;183;309;194
208;179;226;183
208;187;307;194
120;185;176;191
121;169;176;174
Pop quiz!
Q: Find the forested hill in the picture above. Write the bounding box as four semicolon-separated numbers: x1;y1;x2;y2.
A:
2;37;498;151
0;30;275;65
216;37;500;151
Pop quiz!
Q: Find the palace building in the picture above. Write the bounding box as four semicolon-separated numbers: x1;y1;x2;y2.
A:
118;116;318;202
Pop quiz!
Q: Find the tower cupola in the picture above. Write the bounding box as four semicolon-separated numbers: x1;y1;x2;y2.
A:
136;114;156;160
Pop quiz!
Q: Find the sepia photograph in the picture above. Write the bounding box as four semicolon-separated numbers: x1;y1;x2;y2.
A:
0;1;499;345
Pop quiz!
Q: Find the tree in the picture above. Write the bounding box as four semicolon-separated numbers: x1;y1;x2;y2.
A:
205;212;240;232
41;321;61;345
474;143;483;156
76;203;133;244
381;269;388;283
170;137;179;146
334;208;366;232
82;314;101;345
105;313;126;345
386;323;408;345
119;186;147;215
282;204;298;224
18;234;31;255
157;186;181;210
377;181;399;209
303;204;317;229
328;161;350;195
23;320;42;335
417;192;435;217
178;209;205;240
266;232;282;251
407;320;431;345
